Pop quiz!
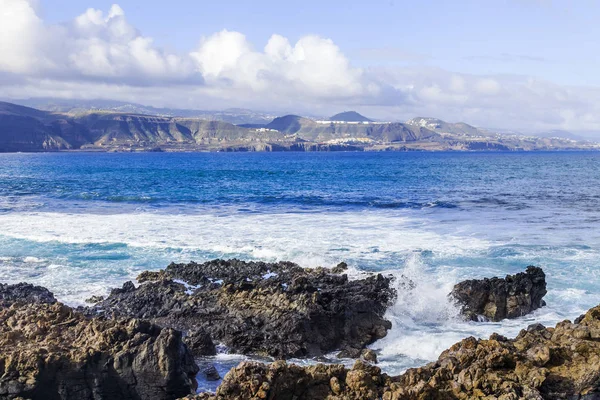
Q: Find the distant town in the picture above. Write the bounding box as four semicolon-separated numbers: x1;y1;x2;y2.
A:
314;120;390;125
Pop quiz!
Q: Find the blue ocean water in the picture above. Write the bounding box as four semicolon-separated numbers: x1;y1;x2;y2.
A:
1;151;600;379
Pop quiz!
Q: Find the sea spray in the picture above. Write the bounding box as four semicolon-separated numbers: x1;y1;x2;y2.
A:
372;253;465;374
1;152;600;377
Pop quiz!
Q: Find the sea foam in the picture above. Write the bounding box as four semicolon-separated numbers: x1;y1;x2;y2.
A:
0;207;599;374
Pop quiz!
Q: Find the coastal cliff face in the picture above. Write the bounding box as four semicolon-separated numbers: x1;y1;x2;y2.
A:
88;259;396;359
1;101;596;152
0;284;198;400
184;304;600;399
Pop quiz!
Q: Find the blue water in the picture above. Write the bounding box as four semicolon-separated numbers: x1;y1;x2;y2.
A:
1;151;600;380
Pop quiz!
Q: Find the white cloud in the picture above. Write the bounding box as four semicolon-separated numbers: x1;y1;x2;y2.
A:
1;0;600;131
0;1;370;98
65;5;194;81
474;78;501;95
0;0;45;73
191;30;254;78
0;0;196;82
365;67;600;131
190;30;366;97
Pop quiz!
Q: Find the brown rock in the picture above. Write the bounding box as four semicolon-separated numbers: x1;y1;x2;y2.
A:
0;302;198;400
360;349;378;364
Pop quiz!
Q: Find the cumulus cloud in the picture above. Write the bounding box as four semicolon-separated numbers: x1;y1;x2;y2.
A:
0;0;369;96
0;1;197;83
1;0;600;131
65;4;193;80
190;30;367;97
0;0;46;73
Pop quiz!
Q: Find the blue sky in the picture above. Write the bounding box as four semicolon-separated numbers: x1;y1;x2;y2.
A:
39;0;598;86
2;0;600;131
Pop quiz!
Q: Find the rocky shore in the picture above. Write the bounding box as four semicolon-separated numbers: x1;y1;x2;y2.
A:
0;283;198;400
86;259;396;359
0;262;563;399
182;304;600;399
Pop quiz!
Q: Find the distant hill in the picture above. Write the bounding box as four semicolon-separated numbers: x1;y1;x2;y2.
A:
264;114;442;142
329;111;372;122
266;115;313;134
407;118;587;142
406;117;486;137
0;101;51;119
74;113;260;146
0;101;597;152
0;101;285;151
0;101;94;151
244;112;431;143
8;98;278;125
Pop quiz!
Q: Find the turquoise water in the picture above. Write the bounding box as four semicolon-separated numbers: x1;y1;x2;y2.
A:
1;151;600;376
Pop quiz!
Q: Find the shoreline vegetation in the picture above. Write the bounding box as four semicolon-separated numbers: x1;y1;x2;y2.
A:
1;101;599;153
1;259;591;400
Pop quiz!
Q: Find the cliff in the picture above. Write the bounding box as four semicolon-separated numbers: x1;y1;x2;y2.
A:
0;102;597;152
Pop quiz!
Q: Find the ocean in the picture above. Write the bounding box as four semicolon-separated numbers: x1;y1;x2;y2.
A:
1;151;599;383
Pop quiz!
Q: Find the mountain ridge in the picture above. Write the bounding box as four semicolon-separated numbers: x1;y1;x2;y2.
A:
7;98;279;125
0;101;597;152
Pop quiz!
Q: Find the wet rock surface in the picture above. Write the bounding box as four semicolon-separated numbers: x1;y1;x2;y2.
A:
450;265;547;321
183;304;600;399
88;259;396;359
0;282;57;306
0;301;199;400
202;365;221;382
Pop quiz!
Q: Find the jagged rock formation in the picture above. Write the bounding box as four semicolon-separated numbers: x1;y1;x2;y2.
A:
0;301;199;400
182;304;600;399
87;259;396;358
0;282;57;306
450;266;547;321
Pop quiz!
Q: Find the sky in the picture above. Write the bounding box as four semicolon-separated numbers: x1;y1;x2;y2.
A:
2;0;600;131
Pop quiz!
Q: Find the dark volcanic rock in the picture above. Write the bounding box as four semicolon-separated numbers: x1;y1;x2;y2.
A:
202;365;221;382
0;282;57;306
450;266;547;321
184;327;217;356
184;304;600;399
0;301;199;400
90;259;396;359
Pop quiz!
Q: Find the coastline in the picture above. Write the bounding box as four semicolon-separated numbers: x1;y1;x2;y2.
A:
2;146;600;153
1;151;600;398
1;262;598;399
